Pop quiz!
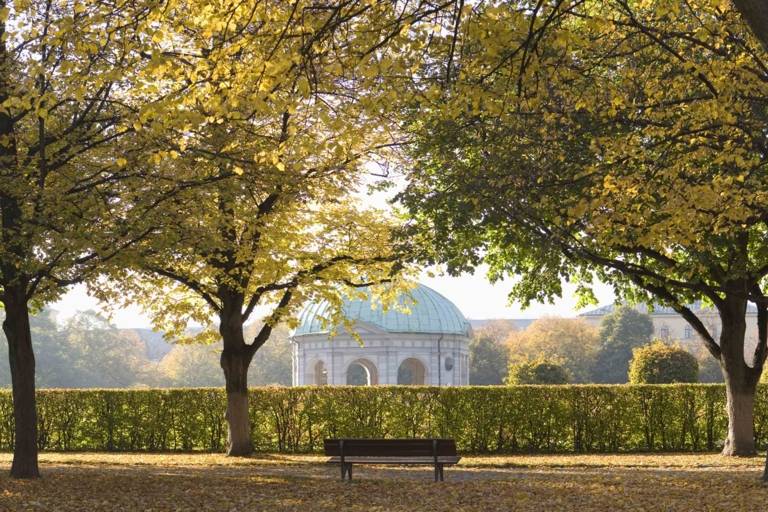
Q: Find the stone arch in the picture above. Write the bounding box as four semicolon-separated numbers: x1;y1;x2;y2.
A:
346;358;378;386
314;360;328;386
397;357;426;385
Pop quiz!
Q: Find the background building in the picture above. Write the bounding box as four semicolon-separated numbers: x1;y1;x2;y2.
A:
291;284;472;386
580;302;759;357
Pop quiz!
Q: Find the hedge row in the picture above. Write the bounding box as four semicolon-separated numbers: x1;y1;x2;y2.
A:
0;384;766;454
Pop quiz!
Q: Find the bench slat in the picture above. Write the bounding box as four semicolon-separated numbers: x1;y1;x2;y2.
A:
324;438;457;457
327;456;461;465
324;438;459;481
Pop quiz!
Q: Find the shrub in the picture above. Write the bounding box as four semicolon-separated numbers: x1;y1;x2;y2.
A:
507;357;570;385
1;384;766;454
628;341;699;384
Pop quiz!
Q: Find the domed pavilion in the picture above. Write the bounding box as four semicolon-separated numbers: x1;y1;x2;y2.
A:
290;284;471;386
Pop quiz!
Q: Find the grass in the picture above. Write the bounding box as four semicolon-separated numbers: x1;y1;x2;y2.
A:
0;452;766;511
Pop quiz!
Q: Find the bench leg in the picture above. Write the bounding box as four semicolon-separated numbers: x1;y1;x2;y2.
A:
439;464;444;482
347;463;353;481
434;464;439;482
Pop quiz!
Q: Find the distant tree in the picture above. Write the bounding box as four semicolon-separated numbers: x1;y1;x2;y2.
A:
505;318;599;383
593;307;654;384
20;311;60;386
57;312;149;388
158;345;223;388
698;356;725;383
507;357;570;385
469;335;509;385
628;341;699;384
157;323;293;388
244;323;292;386
473;320;518;344
690;344;724;383
0;310;150;388
0;311;58;387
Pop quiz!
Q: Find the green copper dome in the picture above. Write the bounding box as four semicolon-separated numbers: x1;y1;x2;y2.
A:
293;284;471;337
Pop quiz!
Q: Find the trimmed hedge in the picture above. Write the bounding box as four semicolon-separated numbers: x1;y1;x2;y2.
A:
0;384;765;454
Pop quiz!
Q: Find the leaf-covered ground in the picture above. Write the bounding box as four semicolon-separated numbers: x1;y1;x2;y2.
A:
0;453;766;511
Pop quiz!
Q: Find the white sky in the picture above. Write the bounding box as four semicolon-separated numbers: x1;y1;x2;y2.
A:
51;268;617;329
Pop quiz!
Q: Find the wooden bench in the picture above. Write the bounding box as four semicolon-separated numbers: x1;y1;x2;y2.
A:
324;438;460;481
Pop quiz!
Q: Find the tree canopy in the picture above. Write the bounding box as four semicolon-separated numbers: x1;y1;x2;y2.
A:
0;0;180;477
89;0;454;457
400;0;768;455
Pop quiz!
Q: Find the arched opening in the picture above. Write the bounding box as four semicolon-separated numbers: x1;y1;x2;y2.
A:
346;359;378;386
314;360;328;386
397;358;426;385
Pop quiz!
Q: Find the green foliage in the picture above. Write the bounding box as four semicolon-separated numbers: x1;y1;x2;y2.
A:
4;384;766;454
594;307;655;384
507;357;570;385
469;335;509;385
399;2;768;452
629;341;699;384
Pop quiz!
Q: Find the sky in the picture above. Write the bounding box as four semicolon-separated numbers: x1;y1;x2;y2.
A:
50;268;618;329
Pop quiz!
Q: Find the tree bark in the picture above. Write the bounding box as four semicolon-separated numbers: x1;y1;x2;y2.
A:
733;0;768;53
718;296;759;456
219;298;254;456
722;376;756;456
221;350;253;456
1;285;40;478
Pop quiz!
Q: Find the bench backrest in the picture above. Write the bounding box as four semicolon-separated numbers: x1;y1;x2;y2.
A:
324;438;457;457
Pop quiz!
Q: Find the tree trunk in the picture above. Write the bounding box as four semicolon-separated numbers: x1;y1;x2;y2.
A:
0;11;38;479
722;376;756;456
219;299;253;456
224;384;251;456
221;351;253;456
1;285;39;478
718;296;759;456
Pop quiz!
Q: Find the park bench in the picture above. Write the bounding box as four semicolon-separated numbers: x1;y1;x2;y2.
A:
324;438;460;481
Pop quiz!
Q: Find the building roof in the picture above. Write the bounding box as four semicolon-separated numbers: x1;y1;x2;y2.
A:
470;318;535;331
293;284;472;337
580;301;757;317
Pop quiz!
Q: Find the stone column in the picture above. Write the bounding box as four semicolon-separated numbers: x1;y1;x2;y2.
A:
389;346;397;384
